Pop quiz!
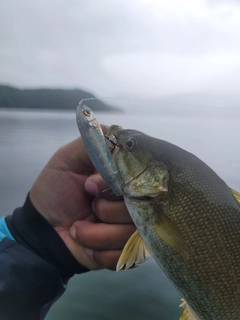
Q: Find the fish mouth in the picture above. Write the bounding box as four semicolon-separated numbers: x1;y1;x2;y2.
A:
126;193;166;202
104;135;120;157
105;125;123;158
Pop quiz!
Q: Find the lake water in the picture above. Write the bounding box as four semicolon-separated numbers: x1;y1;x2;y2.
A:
1;105;240;319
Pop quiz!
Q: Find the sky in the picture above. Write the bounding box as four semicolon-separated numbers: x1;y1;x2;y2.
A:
1;0;240;101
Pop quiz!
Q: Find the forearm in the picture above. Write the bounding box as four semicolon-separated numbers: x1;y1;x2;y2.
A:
0;195;89;320
0;237;66;320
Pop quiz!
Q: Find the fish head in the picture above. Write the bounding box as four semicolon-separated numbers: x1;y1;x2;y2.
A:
108;126;189;270
106;125;169;198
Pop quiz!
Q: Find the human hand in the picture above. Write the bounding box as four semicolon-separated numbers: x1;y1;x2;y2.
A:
30;133;135;271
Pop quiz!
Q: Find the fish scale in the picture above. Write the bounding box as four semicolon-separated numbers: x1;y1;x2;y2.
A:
168;173;240;317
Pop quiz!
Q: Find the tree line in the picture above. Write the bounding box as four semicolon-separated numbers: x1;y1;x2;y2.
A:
0;85;119;111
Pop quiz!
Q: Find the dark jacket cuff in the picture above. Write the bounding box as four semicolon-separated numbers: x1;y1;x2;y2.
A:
5;194;89;278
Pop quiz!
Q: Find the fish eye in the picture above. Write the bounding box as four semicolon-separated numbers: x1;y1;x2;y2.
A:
83;109;90;116
126;138;137;150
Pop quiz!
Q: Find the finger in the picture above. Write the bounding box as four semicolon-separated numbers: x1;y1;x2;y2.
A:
50;137;94;174
93;198;133;224
85;173;123;200
70;220;135;250
92;249;123;271
85;174;108;196
100;124;109;135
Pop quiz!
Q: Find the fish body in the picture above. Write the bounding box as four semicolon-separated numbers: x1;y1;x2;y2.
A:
76;104;240;319
76;102;122;196
106;126;240;320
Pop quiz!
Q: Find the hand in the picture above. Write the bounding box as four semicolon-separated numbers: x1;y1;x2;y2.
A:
30;135;135;270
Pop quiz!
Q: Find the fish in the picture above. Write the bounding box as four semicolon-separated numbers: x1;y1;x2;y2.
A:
105;125;240;320
76;105;240;319
76;101;122;196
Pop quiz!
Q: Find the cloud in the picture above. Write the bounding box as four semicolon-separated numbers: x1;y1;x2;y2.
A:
102;52;240;96
0;0;240;97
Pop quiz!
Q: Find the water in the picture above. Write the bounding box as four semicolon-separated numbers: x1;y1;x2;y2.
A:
1;106;240;319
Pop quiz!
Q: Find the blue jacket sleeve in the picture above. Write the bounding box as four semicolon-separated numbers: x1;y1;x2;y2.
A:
0;194;89;320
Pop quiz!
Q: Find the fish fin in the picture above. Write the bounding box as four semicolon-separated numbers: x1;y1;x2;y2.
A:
179;298;198;320
116;230;151;272
151;214;189;260
230;188;240;203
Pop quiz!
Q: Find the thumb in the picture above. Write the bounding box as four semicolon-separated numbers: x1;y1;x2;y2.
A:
49;137;94;174
85;173;109;196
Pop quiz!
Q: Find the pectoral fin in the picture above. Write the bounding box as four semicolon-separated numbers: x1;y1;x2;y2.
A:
116;230;151;271
230;188;240;203
151;213;189;260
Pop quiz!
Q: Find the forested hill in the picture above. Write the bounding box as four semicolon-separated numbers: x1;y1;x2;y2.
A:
0;85;120;112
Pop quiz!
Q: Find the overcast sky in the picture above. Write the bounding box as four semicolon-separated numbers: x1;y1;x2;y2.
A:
1;0;240;100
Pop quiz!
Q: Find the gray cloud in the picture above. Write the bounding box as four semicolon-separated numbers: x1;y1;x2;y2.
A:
0;0;240;98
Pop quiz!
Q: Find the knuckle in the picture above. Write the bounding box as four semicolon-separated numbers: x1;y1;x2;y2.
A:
94;199;110;222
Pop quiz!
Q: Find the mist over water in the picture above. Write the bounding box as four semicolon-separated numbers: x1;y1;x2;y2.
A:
1;105;240;319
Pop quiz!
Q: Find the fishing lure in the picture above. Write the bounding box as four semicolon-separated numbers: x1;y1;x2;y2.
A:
76;100;122;196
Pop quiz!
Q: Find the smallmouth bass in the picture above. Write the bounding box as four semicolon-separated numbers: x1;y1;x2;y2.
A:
106;125;240;320
76;104;240;319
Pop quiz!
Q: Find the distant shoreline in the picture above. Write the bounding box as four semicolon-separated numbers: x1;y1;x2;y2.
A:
0;85;122;112
0;106;123;114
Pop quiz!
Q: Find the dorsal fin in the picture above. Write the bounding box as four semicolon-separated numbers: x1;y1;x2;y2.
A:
230;188;240;203
180;299;198;320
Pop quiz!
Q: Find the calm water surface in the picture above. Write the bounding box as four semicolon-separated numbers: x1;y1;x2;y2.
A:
1;107;240;319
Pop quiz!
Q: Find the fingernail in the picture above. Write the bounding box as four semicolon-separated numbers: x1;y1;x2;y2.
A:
69;225;76;239
85;178;99;195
